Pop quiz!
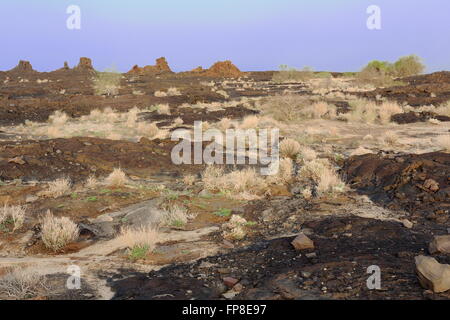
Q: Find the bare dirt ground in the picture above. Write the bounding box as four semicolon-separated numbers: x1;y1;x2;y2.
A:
0;58;449;300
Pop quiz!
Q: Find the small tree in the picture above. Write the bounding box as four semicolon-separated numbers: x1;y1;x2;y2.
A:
393;55;425;77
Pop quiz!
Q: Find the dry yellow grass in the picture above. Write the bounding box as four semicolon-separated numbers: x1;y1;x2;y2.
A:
381;131;399;146
156;104;171;115
298;159;345;196
40;178;71;198
222;215;248;240
217;117;233;131
40;211;79;252
202;166;268;199
84;175;99;189
267;158;294;185
280;138;301;158
182;174;196;186
344;99;403;124
104;168;128;187
16;108;166;142
161;206;191;227
0;269;48;299
0;204;26;232
239;115;260;129
117;225;159;251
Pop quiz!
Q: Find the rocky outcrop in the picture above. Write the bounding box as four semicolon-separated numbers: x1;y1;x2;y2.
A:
127;57;172;75
190;66;204;73
204;60;243;78
74;57;95;72
9;60;35;73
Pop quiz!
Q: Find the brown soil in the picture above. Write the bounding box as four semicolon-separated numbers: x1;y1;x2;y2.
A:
0;137;201;182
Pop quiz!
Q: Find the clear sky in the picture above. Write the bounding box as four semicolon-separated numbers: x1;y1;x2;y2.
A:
1;0;449;72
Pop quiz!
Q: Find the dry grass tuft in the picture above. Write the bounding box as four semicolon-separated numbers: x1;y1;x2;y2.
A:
296;146;317;164
280;138;301;158
202;166;267;199
222;215;248;240
84;175;99;189
161;206;192;227
117;225;159;251
40;178;71;198
298;159;345;196
381;132;399;146
182;174;196;186
0;204;26;232
344;99;404;124
40;211;79;252
0;269;48;299
105;168;128;187
267;158;294;185
156;104;171;115
239;115;260;129
217;117;233;131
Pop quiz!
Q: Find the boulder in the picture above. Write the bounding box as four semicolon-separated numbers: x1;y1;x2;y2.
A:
415;255;450;293
291;233;315;251
429;235;450;254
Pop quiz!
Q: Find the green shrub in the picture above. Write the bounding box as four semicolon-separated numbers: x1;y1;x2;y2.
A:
393;55;425;77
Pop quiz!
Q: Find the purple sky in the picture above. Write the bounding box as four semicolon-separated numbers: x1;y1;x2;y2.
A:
1;0;449;73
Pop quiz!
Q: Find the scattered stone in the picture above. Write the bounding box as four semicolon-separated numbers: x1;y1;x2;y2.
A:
291;233;315;251
8;156;26;165
423;179;439;192
301;271;312;278
222;240;235;249
401;219;414;229
223;277;239;288
415;255;450;293
199;261;217;269
233;283;244;292
25;195;39;203
222;290;239;299
305;252;317;259
429;235;450;254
